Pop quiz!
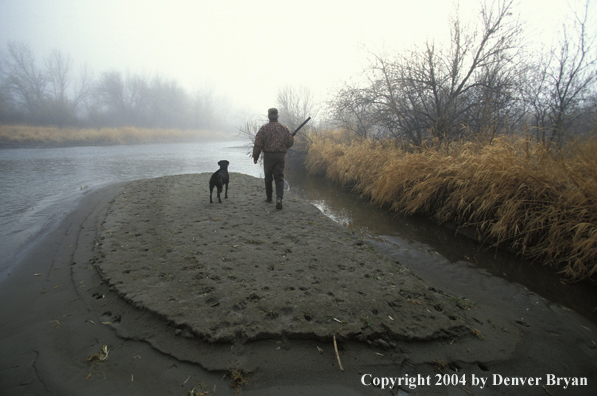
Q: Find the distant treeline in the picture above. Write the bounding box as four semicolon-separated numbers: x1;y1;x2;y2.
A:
2;0;595;147
0;125;228;148
0;42;235;132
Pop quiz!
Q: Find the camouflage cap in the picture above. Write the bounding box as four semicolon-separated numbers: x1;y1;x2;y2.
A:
268;108;279;120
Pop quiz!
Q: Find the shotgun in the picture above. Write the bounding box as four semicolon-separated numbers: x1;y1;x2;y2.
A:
292;117;311;136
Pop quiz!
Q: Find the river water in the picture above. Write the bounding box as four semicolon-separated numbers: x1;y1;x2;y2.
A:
0;140;259;282
0;141;595;321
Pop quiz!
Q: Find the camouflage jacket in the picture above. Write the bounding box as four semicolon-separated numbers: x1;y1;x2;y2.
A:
252;121;294;159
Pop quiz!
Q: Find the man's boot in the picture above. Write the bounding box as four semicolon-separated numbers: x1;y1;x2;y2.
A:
265;182;273;203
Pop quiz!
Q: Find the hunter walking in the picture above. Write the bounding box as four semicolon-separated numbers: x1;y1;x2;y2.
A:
253;108;294;209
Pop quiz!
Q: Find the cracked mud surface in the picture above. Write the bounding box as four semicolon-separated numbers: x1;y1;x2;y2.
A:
96;173;473;343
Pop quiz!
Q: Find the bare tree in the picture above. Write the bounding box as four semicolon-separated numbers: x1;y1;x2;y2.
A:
545;1;595;143
331;78;381;139
148;76;189;128
126;73;150;124
0;57;12;121
0;43;93;125
275;85;317;132
191;86;217;130
45;49;72;105
2;42;48;121
0;42;245;130
520;49;551;139
519;1;596;143
71;63;94;118
43;49;82;125
92;70;125;125
92;71;152;126
331;0;523;145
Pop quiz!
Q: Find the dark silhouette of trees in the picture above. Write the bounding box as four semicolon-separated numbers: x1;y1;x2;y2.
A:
332;0;523;145
89;71;151;127
275;85;317;132
330;0;596;145
523;1;596;144
1;0;594;141
0;42;237;132
1;42;91;126
2;42;48;123
44;49;92;126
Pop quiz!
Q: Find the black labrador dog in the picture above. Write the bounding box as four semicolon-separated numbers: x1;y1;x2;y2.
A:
209;160;229;203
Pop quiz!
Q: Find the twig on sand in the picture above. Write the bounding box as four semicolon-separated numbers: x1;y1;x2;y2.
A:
333;334;344;372
86;345;109;362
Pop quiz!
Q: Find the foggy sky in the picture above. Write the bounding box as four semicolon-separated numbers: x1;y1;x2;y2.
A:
0;0;580;118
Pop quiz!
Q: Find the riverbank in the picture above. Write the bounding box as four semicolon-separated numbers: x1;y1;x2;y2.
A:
303;133;597;281
0;173;595;395
0;125;230;148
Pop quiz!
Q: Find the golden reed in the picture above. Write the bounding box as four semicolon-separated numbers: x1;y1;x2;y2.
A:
305;131;597;281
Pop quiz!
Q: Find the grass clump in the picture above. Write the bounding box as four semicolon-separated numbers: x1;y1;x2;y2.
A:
304;132;597;281
228;366;251;391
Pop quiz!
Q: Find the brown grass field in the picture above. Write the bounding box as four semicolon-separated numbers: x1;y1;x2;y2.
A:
304;131;597;281
0;125;229;147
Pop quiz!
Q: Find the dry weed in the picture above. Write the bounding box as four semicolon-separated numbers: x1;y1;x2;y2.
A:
228;367;251;391
0;125;226;146
304;132;597;281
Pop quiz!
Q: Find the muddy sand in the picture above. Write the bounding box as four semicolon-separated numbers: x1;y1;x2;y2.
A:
0;173;595;395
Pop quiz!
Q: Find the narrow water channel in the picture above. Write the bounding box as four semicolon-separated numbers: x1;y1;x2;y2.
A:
286;168;597;323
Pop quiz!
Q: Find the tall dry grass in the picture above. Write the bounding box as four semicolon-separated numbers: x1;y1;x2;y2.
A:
305;132;597;281
0;125;228;147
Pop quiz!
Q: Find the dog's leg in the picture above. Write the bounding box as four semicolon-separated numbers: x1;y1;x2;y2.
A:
210;185;214;203
217;186;222;203
224;181;228;199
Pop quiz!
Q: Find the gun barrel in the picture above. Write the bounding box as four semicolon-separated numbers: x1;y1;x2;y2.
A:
292;117;311;136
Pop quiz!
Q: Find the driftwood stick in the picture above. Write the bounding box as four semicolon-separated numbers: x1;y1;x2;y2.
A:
333;334;344;371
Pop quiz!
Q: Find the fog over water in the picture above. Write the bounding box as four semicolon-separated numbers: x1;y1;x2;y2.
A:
0;0;576;115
